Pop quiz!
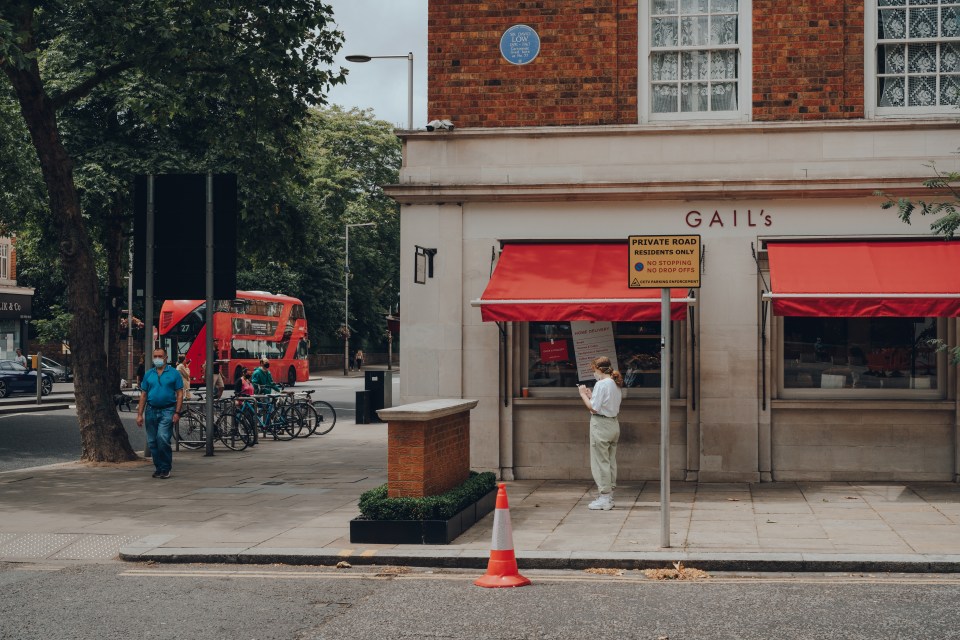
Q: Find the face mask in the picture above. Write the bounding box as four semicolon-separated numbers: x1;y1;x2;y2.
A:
153;358;165;368
264;364;270;370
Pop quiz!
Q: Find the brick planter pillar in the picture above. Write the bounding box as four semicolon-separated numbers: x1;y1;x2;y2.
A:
377;399;479;498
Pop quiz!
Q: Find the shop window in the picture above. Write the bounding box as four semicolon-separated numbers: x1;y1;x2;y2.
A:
781;316;943;396
869;0;960;115
641;0;751;121
524;321;682;397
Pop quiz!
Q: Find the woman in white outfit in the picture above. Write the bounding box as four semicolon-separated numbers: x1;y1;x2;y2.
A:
577;356;623;511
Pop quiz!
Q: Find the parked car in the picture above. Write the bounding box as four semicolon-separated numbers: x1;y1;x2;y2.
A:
29;355;73;382
0;360;53;398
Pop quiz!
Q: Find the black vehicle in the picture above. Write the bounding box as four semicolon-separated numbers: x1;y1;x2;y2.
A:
28;355;73;382
0;360;53;398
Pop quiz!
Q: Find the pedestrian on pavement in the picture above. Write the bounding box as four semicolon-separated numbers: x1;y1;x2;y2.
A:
136;348;184;479
176;355;192;400
15;348;27;369
212;362;225;399
355;349;364;371
251;359;281;394
234;367;254;397
349;351;355;371
577;355;623;511
135;355;145;389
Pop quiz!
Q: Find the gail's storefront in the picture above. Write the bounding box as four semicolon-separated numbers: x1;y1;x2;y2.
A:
387;120;960;483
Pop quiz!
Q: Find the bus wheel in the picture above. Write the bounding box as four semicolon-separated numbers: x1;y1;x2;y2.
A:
234;366;243;385
287;366;297;387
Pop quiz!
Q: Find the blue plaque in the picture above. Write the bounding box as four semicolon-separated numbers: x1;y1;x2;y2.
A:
500;24;540;65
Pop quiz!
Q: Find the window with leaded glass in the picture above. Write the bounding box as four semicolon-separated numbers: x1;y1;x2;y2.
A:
876;0;960;109
649;0;740;115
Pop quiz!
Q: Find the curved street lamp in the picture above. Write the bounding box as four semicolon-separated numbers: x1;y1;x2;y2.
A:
345;52;413;130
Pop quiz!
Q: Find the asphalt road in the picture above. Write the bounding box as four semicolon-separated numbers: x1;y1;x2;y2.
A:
2;563;959;640
0;374;396;472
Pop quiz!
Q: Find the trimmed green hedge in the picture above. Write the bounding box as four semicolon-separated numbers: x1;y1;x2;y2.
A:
357;471;497;521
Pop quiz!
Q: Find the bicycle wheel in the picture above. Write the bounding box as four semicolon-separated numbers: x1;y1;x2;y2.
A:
311;400;337;435
265;405;298;440
216;412;249;451
281;404;304;439
175;411;206;449
293;402;318;438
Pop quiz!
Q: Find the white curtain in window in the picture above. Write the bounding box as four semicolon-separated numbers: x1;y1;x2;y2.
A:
650;0;738;113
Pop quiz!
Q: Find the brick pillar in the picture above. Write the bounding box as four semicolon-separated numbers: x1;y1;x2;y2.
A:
378;399;479;498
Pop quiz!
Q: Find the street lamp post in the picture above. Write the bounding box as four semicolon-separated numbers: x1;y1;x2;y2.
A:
344;52;414;130
344;222;377;376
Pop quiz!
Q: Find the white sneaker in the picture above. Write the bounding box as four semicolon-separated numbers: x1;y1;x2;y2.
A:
588;493;614;511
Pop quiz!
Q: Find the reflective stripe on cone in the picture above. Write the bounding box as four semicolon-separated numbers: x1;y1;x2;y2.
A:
474;483;531;588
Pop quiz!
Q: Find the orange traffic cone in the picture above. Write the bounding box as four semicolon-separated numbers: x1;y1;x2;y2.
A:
474;483;531;588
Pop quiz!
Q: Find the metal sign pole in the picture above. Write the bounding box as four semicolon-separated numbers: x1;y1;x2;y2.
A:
204;173;215;457
660;287;671;548
35;350;42;405
144;176;155;459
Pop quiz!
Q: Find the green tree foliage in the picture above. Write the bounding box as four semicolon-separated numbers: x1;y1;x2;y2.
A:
0;0;346;462
298;106;401;351
882;163;960;238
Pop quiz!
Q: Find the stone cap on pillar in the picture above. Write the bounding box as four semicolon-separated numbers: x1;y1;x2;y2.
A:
377;399;479;422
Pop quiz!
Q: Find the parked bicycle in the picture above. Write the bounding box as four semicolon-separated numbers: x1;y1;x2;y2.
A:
175;398;253;451
233;394;303;441
280;389;337;437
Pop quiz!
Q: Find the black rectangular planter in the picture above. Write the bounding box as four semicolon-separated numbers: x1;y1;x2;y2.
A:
350;487;497;545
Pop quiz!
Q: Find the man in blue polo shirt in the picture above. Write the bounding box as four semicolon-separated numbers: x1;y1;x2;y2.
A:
136;348;184;479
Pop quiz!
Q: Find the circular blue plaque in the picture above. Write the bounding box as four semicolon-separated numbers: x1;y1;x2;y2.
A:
500;24;540;65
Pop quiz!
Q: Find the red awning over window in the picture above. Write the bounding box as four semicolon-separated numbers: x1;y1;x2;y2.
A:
767;240;960;317
474;243;690;322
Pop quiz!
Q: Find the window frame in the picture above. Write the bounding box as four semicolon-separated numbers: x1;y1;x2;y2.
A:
865;0;960;118
638;0;753;123
518;319;687;399
0;242;8;281
775;315;948;400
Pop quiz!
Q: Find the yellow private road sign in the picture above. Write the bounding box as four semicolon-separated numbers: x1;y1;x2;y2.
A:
628;235;701;288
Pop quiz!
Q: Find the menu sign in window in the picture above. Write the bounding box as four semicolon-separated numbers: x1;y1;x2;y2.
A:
571;321;620;381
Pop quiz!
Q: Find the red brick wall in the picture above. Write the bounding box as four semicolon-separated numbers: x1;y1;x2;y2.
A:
387;412;471;498
428;0;638;127
6;237;15;281
752;0;865;120
429;0;867;127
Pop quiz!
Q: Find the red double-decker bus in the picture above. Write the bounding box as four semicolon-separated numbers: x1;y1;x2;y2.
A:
158;291;309;388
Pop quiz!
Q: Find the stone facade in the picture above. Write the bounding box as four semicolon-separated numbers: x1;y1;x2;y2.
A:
388;0;960;483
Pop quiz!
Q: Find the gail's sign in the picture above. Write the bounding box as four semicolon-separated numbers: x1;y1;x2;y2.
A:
685;209;772;228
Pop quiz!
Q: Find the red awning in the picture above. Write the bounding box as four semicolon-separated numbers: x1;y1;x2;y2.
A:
473;243;690;322
767;240;960;317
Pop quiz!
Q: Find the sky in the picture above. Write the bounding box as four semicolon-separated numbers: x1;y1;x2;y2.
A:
324;1;430;129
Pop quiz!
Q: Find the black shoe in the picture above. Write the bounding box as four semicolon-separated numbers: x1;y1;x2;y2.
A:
152;470;161;478
159;471;171;479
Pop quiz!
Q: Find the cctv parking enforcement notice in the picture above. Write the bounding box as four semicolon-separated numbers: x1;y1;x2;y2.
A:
628;235;701;288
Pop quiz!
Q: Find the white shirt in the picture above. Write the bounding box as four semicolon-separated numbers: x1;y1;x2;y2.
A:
591;377;622;418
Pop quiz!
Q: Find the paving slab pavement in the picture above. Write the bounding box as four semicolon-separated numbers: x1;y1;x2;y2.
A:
2;413;960;571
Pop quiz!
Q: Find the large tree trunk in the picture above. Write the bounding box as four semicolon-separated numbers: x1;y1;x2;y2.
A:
4;25;137;462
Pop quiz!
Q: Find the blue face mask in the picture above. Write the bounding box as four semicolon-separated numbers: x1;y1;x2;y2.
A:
153;358;165;368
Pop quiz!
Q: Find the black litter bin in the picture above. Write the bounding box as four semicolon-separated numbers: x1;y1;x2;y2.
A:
355;390;372;424
364;370;393;423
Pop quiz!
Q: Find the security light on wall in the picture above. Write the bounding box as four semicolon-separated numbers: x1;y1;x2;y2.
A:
414;246;437;284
